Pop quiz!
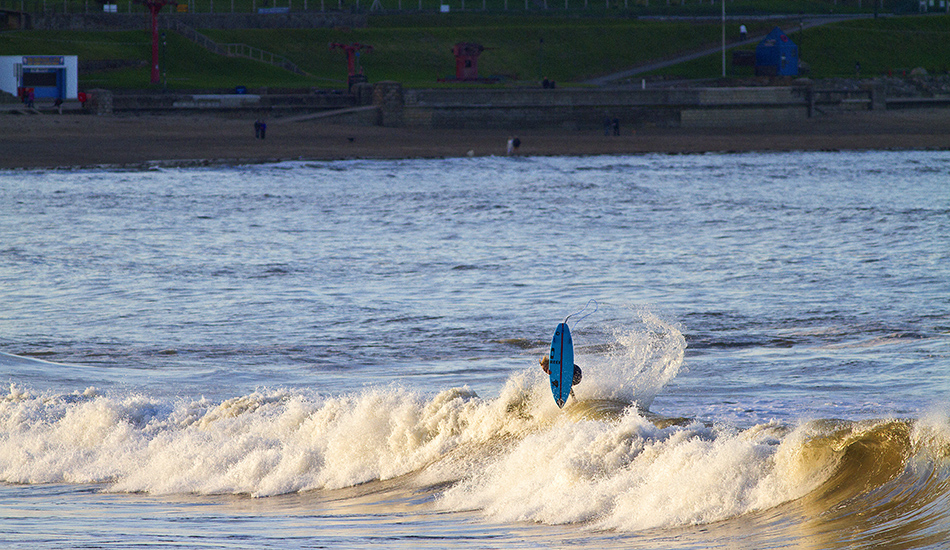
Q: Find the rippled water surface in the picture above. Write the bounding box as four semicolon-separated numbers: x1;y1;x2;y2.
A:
1;151;949;549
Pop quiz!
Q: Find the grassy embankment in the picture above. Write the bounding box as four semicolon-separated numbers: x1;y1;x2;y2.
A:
1;12;948;90
0;16;770;89
655;15;950;79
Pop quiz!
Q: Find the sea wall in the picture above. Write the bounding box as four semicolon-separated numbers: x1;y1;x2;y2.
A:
393;86;815;130
83;82;889;130
103;89;355;116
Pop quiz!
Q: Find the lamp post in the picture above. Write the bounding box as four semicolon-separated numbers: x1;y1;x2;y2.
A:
721;0;726;77
161;31;167;91
538;37;544;83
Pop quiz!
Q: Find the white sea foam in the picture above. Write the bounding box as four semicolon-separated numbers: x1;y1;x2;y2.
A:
3;313;926;533
0;316;813;532
0;314;684;499
436;410;832;531
577;309;686;409
0;380;536;497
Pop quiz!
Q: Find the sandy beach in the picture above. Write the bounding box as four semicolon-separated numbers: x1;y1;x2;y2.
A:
2;109;950;169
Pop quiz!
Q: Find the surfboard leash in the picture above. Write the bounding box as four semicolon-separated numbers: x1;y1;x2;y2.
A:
564;299;598;327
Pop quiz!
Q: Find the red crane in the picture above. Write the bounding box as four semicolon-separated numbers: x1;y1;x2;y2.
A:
329;42;373;78
136;0;177;84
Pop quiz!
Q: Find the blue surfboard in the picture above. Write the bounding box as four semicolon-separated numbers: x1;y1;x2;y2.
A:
549;322;574;408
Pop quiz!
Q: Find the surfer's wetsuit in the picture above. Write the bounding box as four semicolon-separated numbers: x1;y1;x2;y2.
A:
540;355;582;386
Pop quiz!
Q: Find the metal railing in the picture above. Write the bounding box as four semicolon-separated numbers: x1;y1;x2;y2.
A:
165;18;307;75
223;42;306;74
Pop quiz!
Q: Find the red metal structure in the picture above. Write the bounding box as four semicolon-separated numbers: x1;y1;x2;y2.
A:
452;42;485;81
329;42;373;78
137;0;177;84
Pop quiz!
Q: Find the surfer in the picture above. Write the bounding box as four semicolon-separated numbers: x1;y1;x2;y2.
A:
539;355;582;387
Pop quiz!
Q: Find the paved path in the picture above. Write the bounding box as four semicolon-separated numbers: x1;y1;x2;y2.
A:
583;14;873;86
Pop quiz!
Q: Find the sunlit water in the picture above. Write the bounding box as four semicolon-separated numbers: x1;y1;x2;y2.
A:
1;151;948;549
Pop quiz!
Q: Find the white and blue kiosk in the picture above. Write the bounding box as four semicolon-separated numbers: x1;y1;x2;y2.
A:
0;55;78;100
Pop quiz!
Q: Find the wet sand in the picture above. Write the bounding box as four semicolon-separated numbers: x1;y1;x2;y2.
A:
2;109;949;169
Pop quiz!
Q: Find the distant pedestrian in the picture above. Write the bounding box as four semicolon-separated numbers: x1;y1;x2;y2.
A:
259;120;267;140
254;119;261;139
507;136;514;155
612;117;620;136
512;136;520;152
739;25;748;40
26;89;34;109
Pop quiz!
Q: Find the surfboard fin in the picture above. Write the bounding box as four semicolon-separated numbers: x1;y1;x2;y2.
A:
555;397;566;408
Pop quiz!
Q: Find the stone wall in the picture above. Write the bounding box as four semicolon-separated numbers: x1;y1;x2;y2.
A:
373;81;404;127
75;83;887;129
107;90;354;114
87;89;114;115
399;86;812;130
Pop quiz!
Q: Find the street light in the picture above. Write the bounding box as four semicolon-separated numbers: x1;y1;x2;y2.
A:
721;0;726;77
161;31;167;91
538;37;544;83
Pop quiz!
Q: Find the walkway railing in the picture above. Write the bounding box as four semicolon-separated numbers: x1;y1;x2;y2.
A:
165;18;307;75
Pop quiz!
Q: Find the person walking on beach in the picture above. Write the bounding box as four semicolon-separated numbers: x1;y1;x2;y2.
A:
259;120;267;140
254;119;262;139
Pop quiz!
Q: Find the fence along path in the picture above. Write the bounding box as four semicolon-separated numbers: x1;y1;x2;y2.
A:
164;19;307;75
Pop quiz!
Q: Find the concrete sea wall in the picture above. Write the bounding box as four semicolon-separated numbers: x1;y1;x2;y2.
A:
90;82;886;131
390;85;817;130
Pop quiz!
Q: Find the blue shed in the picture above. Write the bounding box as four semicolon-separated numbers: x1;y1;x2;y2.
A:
755;27;798;76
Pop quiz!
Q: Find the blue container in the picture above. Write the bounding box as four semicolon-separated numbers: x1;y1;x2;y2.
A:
755;27;799;76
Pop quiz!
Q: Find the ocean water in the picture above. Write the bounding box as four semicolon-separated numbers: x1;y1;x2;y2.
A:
0;151;948;549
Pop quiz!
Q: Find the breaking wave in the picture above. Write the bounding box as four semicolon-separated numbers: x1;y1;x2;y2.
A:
1;317;949;542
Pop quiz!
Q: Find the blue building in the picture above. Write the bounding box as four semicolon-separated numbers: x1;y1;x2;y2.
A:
0;55;78;100
755;28;799;77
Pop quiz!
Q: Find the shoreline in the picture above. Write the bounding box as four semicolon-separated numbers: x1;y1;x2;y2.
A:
3;109;950;170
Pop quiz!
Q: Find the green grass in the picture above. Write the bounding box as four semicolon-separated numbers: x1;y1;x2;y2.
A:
204;18;783;85
0;30;148;59
0;30;322;88
648;14;950;79
795;16;950;76
2;13;949;89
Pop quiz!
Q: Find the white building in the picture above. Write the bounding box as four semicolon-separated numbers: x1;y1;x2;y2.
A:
0;55;78;100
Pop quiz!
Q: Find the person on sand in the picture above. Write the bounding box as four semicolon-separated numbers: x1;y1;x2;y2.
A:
539;355;582;387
